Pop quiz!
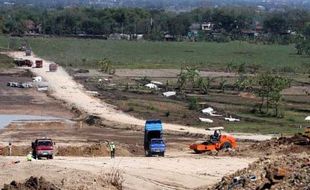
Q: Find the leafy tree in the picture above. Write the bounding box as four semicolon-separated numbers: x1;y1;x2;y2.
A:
254;73;290;117
97;58;115;75
235;74;253;92
177;66;199;91
264;14;288;34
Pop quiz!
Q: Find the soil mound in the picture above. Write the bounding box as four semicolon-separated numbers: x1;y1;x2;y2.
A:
234;135;310;157
57;144;132;157
209;153;310;190
2;176;60;190
207;135;310;190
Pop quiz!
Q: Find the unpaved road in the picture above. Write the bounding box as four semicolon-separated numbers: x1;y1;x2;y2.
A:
0;69;73;118
4;51;272;141
0;156;255;190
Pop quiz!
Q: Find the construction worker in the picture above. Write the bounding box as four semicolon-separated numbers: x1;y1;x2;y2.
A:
109;142;116;158
8;142;12;156
211;130;220;142
26;152;32;161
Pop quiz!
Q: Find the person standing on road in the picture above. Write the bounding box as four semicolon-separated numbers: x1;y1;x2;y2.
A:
109;142;116;158
8;142;12;156
27;151;32;161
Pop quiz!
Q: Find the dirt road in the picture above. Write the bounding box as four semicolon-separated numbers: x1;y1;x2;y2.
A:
4;51;272;141
0;69;73;118
0;156;255;190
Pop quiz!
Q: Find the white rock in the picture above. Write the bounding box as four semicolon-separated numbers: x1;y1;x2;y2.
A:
202;107;222;117
202;107;214;114
32;76;42;82
145;83;158;89
199;118;214;123
224;116;240;122
163;91;176;97
151;81;163;85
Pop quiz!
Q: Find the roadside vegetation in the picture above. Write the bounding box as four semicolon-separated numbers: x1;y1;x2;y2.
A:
0;54;14;71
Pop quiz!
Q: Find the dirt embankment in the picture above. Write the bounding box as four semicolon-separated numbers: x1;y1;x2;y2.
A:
0;144;132;157
209;153;310;190
206;135;310;190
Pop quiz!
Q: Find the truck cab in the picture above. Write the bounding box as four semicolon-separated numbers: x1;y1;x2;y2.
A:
32;138;55;159
144;120;166;157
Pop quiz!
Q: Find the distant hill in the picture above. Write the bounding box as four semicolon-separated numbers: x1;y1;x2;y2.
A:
0;0;309;10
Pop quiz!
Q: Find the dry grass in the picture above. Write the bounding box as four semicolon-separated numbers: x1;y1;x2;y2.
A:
98;168;125;190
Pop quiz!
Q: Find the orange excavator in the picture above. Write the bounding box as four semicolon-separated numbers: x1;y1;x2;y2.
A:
189;130;237;153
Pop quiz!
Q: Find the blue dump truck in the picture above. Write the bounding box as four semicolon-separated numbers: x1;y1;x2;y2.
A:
144;120;166;157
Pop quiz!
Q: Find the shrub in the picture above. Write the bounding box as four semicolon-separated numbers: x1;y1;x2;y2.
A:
98;168;125;190
188;97;198;110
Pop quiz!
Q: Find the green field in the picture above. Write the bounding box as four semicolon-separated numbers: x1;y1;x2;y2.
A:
0;36;309;71
0;54;14;71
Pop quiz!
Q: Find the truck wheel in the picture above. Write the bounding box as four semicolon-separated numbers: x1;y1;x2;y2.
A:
161;152;165;157
50;155;54;159
221;142;232;150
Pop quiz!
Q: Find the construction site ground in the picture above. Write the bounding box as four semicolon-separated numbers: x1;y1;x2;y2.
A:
0;52;309;190
0;66;255;189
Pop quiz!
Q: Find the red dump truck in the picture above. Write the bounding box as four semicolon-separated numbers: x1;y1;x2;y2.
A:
32;138;55;159
35;60;43;68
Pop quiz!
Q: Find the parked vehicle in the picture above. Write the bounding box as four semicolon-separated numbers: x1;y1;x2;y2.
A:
35;60;43;68
14;59;33;67
49;63;58;72
144;120;166;157
32;138;55;159
7;82;32;88
25;49;31;56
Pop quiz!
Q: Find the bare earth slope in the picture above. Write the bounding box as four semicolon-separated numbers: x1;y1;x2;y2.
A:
4;51;272;141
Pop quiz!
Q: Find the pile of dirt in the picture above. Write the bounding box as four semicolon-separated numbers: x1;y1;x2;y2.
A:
209;153;310;190
0;146;31;156
84;115;102;126
57;144;132;157
2;176;60;190
234;135;310;157
207;135;310;190
1;144;134;157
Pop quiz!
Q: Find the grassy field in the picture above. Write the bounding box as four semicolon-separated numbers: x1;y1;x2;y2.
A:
0;54;14;71
0;35;309;71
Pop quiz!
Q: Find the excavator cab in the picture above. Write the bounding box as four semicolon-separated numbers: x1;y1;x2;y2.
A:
189;130;237;153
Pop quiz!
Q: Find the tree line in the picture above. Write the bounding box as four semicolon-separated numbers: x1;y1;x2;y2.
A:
1;6;310;43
